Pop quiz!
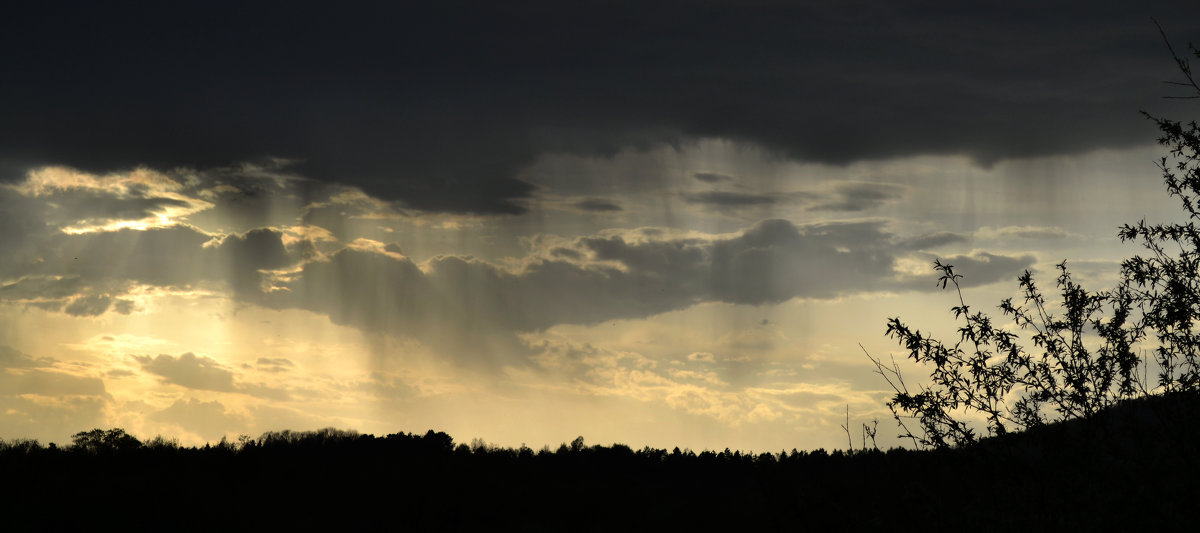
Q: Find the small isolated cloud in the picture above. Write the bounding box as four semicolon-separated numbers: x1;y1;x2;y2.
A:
573;198;623;212
684;182;905;214
63;294;113;317
550;247;584;260
975;225;1080;241
255;357;295;373
809;182;905;212
683;191;783;207
693;172;736;184
134;352;292;400
135;352;236;392
897;232;970;251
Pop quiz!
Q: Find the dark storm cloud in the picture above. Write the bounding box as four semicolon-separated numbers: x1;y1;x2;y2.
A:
573;198;624;212
4;2;1197;214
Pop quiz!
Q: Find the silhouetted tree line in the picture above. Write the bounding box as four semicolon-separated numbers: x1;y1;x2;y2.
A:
2;391;1199;531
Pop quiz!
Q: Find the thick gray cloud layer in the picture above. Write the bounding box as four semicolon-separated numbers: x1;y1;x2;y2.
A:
3;1;1197;213
0;225;304;314
0;167;1033;366
257;219;1033;362
0;166;1036;363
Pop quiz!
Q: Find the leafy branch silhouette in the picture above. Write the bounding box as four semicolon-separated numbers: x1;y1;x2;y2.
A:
867;29;1200;449
867;261;1143;449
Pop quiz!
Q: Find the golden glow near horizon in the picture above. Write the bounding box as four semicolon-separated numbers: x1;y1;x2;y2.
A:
0;143;1180;451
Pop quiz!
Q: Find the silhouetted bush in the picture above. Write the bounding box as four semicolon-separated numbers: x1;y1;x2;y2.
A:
868;31;1200;451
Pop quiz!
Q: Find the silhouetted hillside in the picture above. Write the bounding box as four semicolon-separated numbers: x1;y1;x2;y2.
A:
2;394;1198;531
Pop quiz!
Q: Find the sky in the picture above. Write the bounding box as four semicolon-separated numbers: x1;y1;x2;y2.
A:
2;1;1200;451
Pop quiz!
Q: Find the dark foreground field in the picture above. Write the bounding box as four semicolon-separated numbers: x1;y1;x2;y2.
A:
3;391;1199;531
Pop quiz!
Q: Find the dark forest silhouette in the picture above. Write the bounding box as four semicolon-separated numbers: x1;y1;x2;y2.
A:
2;389;1199;530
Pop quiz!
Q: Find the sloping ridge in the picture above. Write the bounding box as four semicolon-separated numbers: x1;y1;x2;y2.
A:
933;390;1200;529
975;389;1200;460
